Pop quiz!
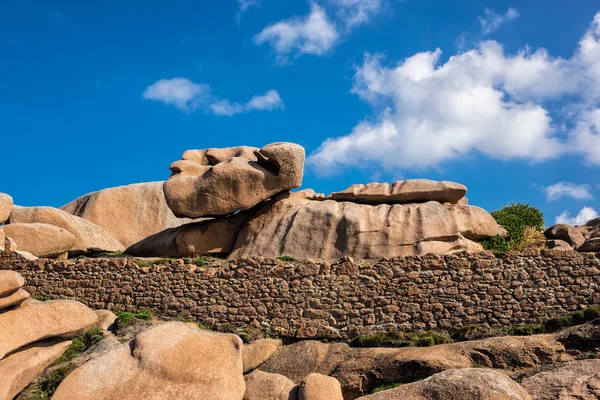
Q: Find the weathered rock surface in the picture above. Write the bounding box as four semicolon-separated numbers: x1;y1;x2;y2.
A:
9;206;124;255
0;288;30;310
580;237;600;252
544;224;586;249
94;310;117;332
545;239;572;250
2;223;76;258
53;322;245;400
324;180;467;205
259;341;351;383
61;182;195;247
0;340;71;400
357;368;531;400
299;373;344;400
521;359;600;400
0;193;12;224
164;142;305;218
245;370;298;400
125;211;249;257
0;228;4;252
243;338;283;373
0;300;98;359
231;191;498;259
4;235;17;252
0;270;24;297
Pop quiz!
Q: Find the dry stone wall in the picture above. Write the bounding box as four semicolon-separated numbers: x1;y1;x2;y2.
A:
1;249;600;339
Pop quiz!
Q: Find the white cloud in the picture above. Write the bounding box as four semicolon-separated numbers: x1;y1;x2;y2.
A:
331;0;384;30
555;206;599;226
254;3;339;64
143;78;210;111
308;12;600;174
236;0;259;23
545;182;594;201
479;8;519;35
144;78;283;116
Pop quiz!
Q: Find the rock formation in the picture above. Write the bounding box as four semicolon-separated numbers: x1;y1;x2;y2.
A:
545;218;600;252
229;190;498;259
0;270;99;399
163;142;305;218
0;193;13;224
3;223;77;258
8;206;124;256
61;182;195;247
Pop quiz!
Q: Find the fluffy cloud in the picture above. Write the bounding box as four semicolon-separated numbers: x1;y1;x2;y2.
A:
545;182;594;201
308;12;600;174
331;0;383;30
479;8;519;35
236;0;259;22
254;3;339;63
555;206;599;226
143;78;283;116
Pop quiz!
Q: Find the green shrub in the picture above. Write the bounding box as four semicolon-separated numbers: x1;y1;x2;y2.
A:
584;306;600;321
278;255;294;262
184;257;206;267
23;366;71;399
508;325;541;336
542;315;574;333
416;336;435;347
53;328;104;365
489;203;544;250
482;235;510;254
114;309;152;330
451;325;484;342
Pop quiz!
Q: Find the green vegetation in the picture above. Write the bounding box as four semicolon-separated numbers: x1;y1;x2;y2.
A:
114;309;152;331
53;328;104;365
278;255;294;262
482;202;545;253
372;382;404;393
351;330;452;348
20;366;70;399
98;250;123;257
34;295;52;302
184;256;207;267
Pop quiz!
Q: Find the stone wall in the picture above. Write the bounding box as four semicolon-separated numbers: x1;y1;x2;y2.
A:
2;249;600;339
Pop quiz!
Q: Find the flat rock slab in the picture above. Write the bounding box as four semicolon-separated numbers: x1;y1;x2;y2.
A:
325;180;467;205
0;300;98;359
0;288;30;311
0;340;71;400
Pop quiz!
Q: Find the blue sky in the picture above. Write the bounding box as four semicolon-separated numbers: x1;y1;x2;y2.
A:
2;0;600;226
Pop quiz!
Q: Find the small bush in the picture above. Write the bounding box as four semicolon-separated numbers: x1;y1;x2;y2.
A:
416;336;435;347
278;255;294;262
584;306;600;321
114;309;152;330
543;315;574;333
509;325;541;336
489;202;545;251
512;226;546;252
482;235;510;254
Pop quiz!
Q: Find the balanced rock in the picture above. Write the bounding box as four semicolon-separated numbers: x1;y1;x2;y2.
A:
61;182;195;247
356;368;531;400
52;322;245;400
243;338;283;373
2;223;76;258
164;142;305;218
231;191;498;260
299;373;344;400
521;359;600;399
544;224;586;249
324;180;466;205
9;206;124;256
125;211;249;257
245;370;298;400
0;193;12;224
0;299;98;359
0;340;71;400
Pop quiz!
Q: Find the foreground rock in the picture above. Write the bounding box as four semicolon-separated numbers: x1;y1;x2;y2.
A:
53;322;245;400
164;142;305;218
2;223;76;258
357;368;531;400
243;338;283;373
9;206;124;256
245;370;297;400
231;191;498;259
0;340;71;400
544;224;586;249
61;182;194;247
0;270;24;297
324;180;467;205
299;373;344;400
520;359;600;399
125;211;249;257
0;300;98;359
0;193;12;224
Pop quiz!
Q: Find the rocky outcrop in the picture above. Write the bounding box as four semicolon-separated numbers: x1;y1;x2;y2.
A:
546;218;600;252
164;142;305;218
8;206;124;256
355;368;531;399
322;180;467;205
245;370;298;400
299;373;344;400
52;322;245;400
521;359;600;399
243;338;283;373
61;182;195;247
0;193;12;224
544;224;586;249
3;223;76;258
230;191;498;260
125;211;250;257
